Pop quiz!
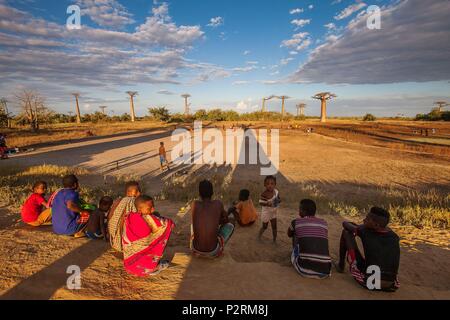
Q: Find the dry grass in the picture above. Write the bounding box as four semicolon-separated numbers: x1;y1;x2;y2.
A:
159;168;449;229
3;121;170;148
0;164;134;210
328;187;449;229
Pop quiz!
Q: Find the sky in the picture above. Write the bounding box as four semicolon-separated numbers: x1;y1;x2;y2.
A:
0;0;449;117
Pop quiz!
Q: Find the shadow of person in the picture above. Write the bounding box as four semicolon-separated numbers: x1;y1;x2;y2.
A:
1;240;109;300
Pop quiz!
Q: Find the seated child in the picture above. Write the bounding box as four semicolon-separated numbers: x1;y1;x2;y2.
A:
191;180;235;258
228;189;257;227
0;132;8;160
258;175;281;243
122;195;174;277
335;207;400;292
85;196;113;240
51;174;91;237
21;181;52;227
288;199;331;279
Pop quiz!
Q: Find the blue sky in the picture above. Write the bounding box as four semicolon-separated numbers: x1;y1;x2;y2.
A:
0;0;449;117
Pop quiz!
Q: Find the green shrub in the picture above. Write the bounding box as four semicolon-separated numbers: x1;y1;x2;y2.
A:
363;113;377;121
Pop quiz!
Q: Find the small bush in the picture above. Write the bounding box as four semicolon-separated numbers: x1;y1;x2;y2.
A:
363;114;377;121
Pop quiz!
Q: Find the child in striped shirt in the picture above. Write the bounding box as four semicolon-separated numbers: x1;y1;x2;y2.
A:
288;199;332;279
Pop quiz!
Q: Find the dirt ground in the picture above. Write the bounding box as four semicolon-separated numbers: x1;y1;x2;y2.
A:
0;124;449;300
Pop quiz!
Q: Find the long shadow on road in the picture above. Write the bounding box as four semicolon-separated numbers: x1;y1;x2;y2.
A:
1;240;109;300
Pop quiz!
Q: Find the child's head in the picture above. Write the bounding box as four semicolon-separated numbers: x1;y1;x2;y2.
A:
125;181;141;197
199;180;213;200
33;181;47;195
99;196;113;212
160;142;164;146
135;195;154;215
62;175;79;190
364;207;390;230
299;199;316;217
239;189;250;201
264;175;277;191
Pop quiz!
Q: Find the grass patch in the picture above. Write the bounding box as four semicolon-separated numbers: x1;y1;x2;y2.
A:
0;164;134;210
328;187;449;229
159;168;449;229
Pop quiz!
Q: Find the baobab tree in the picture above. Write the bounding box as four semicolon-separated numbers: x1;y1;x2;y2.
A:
126;91;138;122
181;94;191;116
434;101;447;112
99;106;107;115
297;103;306;117
261;95;276;112
71;93;82;124
312;92;337;123
277;95;290;120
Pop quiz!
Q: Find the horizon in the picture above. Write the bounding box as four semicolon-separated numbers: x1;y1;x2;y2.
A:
0;0;449;118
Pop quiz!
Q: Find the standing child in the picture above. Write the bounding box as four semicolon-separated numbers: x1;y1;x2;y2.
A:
228;189;257;227
85;196;113;240
159;142;171;172
258;175;281;243
21;181;52;226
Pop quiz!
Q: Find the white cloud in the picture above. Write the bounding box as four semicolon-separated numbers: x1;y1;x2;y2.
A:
76;0;135;29
232;81;250;85
243;50;251;55
281;32;311;51
280;57;294;66
157;89;175;95
289;51;298;55
236;99;259;112
308;5;314;10
290;8;304;14
207;16;224;27
289;0;450;84
291;19;311;28
324;23;336;30
334;2;367;20
232;65;257;72
0;2;206;92
193;65;231;83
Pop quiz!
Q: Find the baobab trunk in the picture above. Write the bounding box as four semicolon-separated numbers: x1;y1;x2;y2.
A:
320;99;327;123
130;98;136;122
281;98;285;120
75;96;81;124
